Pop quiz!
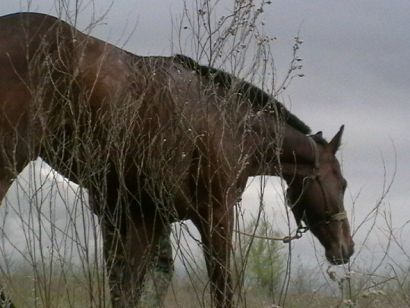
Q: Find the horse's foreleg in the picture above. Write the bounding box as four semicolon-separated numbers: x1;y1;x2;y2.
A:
194;206;234;308
101;217;132;307
100;212;162;307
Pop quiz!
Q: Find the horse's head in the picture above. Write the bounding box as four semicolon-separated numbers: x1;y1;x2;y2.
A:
286;126;354;265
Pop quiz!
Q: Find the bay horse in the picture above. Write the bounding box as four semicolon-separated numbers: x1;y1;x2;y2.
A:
0;12;354;307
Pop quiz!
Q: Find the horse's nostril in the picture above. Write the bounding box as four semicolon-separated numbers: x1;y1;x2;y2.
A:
326;242;353;265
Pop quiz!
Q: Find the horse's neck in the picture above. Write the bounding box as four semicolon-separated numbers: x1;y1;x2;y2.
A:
280;125;315;165
247;124;315;178
278;126;317;180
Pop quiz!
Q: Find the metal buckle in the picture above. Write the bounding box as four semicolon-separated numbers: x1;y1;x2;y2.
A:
296;225;309;238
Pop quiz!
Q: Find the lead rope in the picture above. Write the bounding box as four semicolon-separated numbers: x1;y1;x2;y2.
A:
233;226;308;243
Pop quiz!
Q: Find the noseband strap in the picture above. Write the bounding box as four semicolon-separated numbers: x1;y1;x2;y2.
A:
330;210;347;222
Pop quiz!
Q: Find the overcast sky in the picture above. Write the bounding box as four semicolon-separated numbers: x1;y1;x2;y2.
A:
1;0;410;277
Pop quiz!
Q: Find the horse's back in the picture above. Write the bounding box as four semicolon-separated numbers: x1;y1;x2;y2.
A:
0;12;75;117
0;12;71;72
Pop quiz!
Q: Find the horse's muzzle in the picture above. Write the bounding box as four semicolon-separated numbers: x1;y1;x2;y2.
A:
326;240;354;265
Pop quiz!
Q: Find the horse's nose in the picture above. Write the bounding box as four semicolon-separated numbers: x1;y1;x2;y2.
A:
346;239;355;258
326;240;354;265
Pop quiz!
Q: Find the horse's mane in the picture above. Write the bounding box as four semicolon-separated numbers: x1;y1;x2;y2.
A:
174;54;311;135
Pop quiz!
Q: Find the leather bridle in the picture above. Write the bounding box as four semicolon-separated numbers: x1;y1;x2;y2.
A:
294;137;347;235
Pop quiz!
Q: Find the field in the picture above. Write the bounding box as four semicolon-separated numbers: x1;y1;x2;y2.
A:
2;256;410;307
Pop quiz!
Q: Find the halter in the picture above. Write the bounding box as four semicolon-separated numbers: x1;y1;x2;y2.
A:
295;137;347;234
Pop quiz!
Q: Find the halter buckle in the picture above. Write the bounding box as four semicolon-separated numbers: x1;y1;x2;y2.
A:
296;225;309;238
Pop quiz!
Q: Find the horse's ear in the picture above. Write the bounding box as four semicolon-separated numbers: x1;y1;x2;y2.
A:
314;131;323;139
329;125;344;153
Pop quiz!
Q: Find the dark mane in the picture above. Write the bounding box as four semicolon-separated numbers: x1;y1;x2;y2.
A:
174;54;311;135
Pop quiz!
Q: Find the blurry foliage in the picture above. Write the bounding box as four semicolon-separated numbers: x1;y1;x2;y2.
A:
236;215;284;298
